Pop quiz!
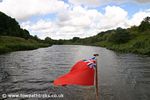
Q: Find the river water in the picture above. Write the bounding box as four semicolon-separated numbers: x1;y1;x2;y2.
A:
0;45;150;100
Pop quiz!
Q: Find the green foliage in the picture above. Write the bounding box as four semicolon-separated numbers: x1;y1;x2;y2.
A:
0;36;49;54
44;37;61;45
95;31;150;55
44;37;53;43
72;37;80;42
139;17;150;32
108;28;131;43
0;11;31;39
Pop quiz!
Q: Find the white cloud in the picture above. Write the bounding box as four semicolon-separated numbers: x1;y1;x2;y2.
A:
20;6;125;39
57;6;129;38
68;0;100;6
21;6;103;39
68;0;150;7
128;10;150;26
98;6;128;30
21;20;57;39
0;0;68;20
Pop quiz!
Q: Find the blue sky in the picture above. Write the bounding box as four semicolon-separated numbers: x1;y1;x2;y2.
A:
0;0;150;39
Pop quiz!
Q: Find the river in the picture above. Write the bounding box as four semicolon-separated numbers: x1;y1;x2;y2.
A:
0;45;150;100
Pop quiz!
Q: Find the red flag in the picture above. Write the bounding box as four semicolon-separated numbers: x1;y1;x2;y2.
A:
53;57;96;86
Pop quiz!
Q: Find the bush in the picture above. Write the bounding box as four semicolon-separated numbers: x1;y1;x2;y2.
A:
108;28;131;44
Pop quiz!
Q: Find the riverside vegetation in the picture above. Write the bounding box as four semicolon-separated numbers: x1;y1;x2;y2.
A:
0;11;150;55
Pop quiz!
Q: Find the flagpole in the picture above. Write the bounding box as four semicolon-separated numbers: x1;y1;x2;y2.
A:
94;54;99;100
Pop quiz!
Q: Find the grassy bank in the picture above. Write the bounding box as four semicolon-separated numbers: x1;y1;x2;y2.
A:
93;31;150;55
0;36;50;54
62;29;150;56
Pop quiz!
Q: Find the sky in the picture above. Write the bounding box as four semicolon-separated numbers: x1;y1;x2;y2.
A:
0;0;150;39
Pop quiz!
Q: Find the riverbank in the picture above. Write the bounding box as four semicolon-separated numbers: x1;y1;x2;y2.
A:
93;32;150;56
62;32;150;56
0;36;50;54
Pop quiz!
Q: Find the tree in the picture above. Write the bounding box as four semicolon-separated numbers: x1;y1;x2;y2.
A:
0;11;33;39
33;35;39;41
139;17;150;32
72;37;80;42
109;28;131;44
45;37;52;42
